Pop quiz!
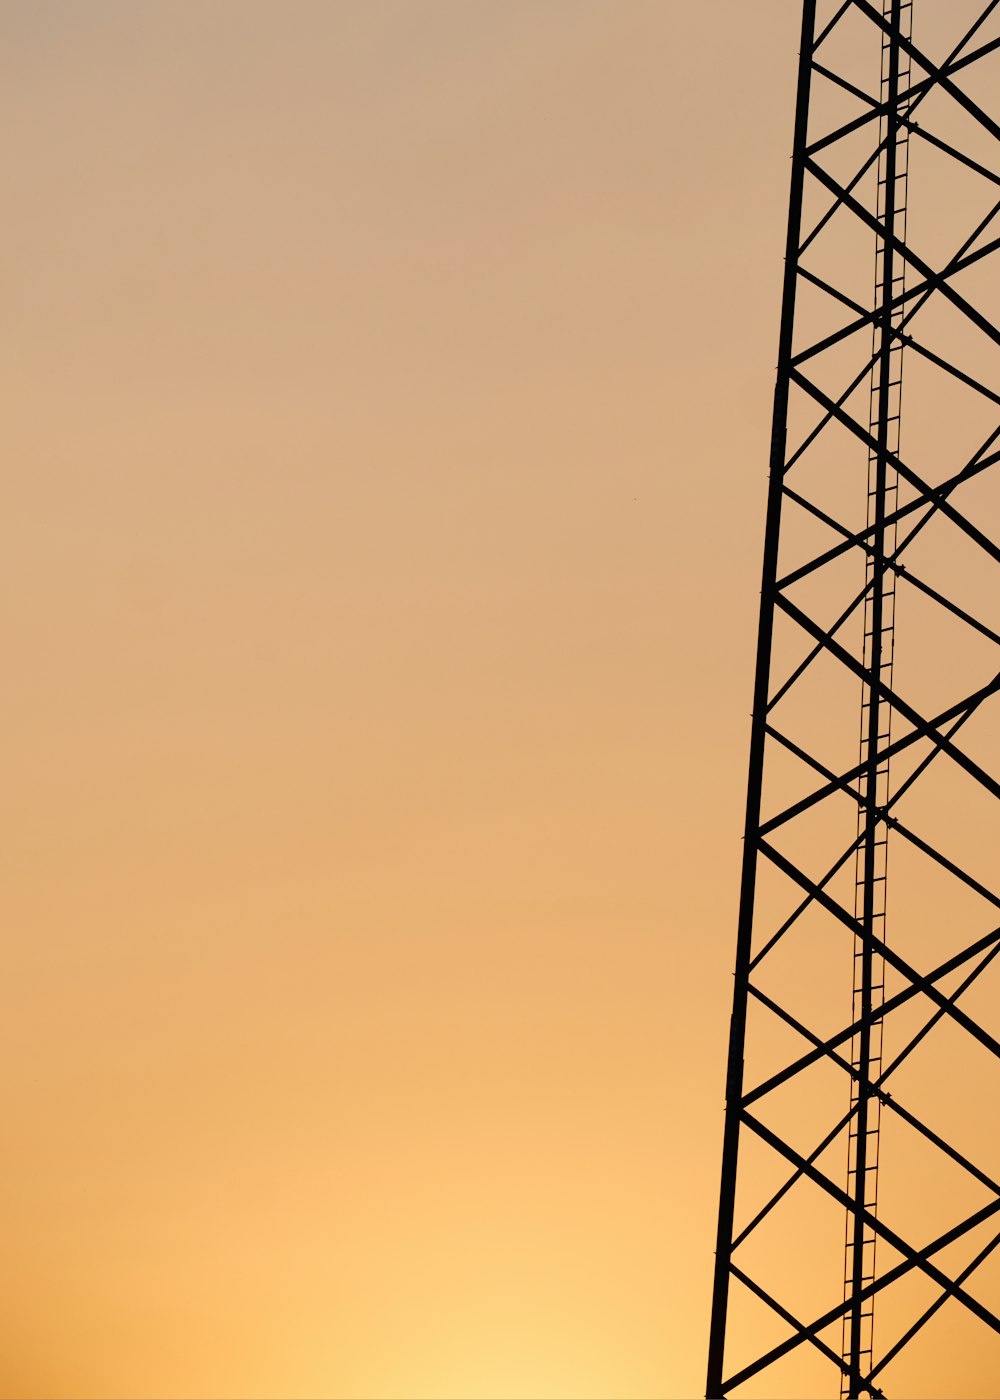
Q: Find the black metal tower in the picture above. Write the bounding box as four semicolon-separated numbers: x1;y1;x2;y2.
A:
707;3;1000;1396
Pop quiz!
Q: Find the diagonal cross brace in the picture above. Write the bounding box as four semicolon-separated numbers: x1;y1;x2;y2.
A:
758;837;1000;1066
807;37;1000;159
785;195;1000;481
852;0;1000;144
735;937;1000;1252
720;1114;1000;1393
730;1263;884;1397
760;669;1000;837
748;1118;1000;1334
773;592;1000;803
749;982;1000;1197
793;208;1000;367
763;721;1000;916
806;30;1000;158
745;920;1000;1108
777;431;1000;594
755;688;985;970
789;370;1000;569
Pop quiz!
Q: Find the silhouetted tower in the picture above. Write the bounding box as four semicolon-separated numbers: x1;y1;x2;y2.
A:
706;3;1000;1397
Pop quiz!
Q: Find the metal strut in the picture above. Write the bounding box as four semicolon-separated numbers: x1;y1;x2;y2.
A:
704;4;819;1395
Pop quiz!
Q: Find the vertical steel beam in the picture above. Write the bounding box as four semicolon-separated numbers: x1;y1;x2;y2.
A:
705;5;817;1395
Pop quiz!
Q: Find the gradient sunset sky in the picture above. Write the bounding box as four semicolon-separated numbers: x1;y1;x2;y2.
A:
0;3;902;1397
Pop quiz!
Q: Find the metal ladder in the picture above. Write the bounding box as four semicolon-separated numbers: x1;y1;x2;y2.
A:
841;1;912;1393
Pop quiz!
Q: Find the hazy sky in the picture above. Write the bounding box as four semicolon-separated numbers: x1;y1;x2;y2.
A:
1;3;959;1397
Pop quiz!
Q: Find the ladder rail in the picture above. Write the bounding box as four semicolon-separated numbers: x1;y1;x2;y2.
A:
841;2;912;1393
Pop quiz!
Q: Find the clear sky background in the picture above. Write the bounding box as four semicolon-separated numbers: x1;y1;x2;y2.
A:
0;3;847;1396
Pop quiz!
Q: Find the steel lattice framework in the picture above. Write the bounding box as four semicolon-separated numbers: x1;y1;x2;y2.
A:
707;2;1000;1397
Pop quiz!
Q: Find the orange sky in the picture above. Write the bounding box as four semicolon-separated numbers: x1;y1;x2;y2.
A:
4;3;997;1397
